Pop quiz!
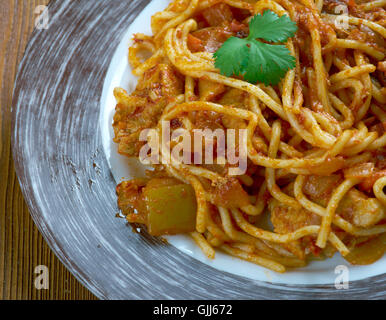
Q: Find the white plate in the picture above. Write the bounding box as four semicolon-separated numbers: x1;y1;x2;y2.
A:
100;0;385;285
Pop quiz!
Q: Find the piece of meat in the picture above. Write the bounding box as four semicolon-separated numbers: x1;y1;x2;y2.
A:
113;64;183;157
201;3;234;27
188;17;248;53
379;61;386;74
303;174;342;207
304;175;386;228
210;177;250;208
190;27;233;53
193;110;224;131
217;88;249;129
116;179;148;223
304;157;345;176
188;2;248;54
218;88;249;108
187;34;205;52
198;78;226;101
344;162;375;180
269;198;322;259
359;169;386;193
369;121;386;137
337;189;385;228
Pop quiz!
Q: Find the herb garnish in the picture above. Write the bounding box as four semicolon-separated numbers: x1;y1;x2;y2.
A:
213;10;298;86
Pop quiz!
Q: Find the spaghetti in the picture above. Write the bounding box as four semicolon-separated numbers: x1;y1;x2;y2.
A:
113;0;386;272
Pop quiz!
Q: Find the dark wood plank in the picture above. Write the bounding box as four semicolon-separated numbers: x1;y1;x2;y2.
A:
0;0;97;300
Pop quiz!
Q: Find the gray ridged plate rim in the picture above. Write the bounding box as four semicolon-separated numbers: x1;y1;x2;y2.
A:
11;0;385;300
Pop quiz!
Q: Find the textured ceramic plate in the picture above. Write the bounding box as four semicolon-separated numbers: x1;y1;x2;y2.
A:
12;0;386;299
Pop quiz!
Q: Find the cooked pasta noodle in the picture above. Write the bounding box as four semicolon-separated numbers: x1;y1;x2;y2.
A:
113;0;386;273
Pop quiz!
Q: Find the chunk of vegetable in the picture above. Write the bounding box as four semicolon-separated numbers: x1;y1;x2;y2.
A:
143;183;197;236
344;233;386;265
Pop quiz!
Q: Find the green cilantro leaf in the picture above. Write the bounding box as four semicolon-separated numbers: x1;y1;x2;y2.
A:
213;37;250;78
213;10;298;86
244;41;296;85
248;10;298;43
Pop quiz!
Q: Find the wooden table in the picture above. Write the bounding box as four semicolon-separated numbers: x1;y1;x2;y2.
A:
0;0;97;300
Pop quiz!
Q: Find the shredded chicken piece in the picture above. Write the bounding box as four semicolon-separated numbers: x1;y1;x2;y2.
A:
269;199;322;259
304;175;385;228
113;64;183;157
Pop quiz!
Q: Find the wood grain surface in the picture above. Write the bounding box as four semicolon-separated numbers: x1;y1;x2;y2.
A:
0;0;97;300
7;0;385;300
